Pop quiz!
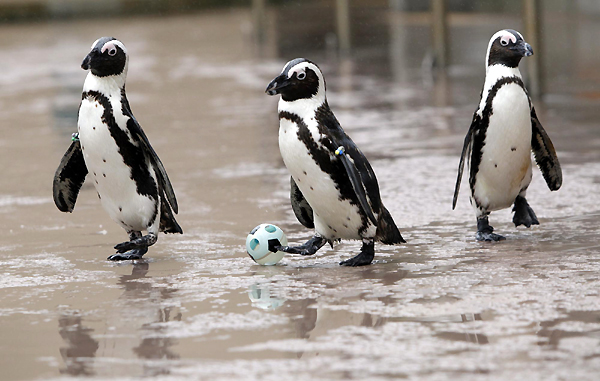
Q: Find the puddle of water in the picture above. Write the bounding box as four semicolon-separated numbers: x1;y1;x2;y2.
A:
0;6;599;381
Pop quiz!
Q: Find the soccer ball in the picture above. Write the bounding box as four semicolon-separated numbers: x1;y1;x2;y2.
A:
246;223;288;265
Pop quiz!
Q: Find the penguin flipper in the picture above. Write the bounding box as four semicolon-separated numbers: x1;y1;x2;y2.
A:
121;96;179;214
336;149;378;226
531;107;562;191
316;103;381;227
341;145;403;241
290;177;314;229
453;114;478;209
53;139;88;213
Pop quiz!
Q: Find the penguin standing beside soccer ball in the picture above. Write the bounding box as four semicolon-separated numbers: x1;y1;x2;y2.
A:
453;29;562;241
53;37;182;260
265;58;405;266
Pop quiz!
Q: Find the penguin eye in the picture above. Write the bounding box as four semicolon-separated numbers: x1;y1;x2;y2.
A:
500;37;511;47
108;48;117;56
297;72;306;80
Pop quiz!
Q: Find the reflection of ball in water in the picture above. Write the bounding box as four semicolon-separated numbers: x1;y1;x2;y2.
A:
248;284;285;310
246;223;287;265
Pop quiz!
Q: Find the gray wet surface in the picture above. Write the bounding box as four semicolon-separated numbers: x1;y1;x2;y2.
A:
1;8;600;380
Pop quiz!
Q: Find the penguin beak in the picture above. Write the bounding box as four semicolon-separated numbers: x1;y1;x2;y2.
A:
518;42;534;57
81;53;92;70
81;48;102;70
265;75;290;96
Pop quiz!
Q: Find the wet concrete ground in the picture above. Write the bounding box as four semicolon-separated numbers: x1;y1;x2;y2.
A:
1;8;600;380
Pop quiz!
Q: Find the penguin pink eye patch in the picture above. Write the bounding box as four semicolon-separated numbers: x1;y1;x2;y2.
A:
288;67;305;79
101;41;117;54
500;34;516;46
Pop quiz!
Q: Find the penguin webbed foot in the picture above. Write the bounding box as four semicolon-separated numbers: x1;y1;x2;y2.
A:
107;247;148;261
340;240;374;266
512;195;539;228
114;232;157;253
109;232;157;261
476;231;506;242
476;216;506;242
275;235;326;256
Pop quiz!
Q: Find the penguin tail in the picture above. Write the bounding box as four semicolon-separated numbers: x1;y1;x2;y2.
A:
159;193;183;234
161;217;183;235
376;207;405;245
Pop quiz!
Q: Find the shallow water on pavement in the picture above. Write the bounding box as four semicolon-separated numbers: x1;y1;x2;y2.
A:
1;8;600;380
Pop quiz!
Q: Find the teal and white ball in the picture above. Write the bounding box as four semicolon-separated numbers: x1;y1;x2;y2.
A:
246;223;287;265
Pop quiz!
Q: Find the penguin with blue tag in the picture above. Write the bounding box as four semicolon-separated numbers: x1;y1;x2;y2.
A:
453;30;562;241
266;58;405;266
53;37;182;260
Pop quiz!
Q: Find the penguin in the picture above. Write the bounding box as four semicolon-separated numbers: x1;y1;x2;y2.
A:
453;29;562;241
53;37;182;260
265;58;404;266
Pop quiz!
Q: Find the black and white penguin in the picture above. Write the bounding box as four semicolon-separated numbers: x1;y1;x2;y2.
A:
53;37;182;260
453;29;562;241
265;58;404;266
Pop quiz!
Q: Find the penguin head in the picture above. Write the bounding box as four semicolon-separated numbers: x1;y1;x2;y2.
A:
486;29;533;68
265;58;326;103
81;37;128;78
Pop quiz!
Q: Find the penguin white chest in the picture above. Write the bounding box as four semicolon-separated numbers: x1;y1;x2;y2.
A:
474;83;533;211
278;118;369;240
78;97;158;232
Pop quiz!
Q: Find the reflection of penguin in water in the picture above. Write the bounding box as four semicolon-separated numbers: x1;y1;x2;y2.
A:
453;30;562;241
266;58;404;266
58;314;99;376
118;263;181;364
53;37;182;260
